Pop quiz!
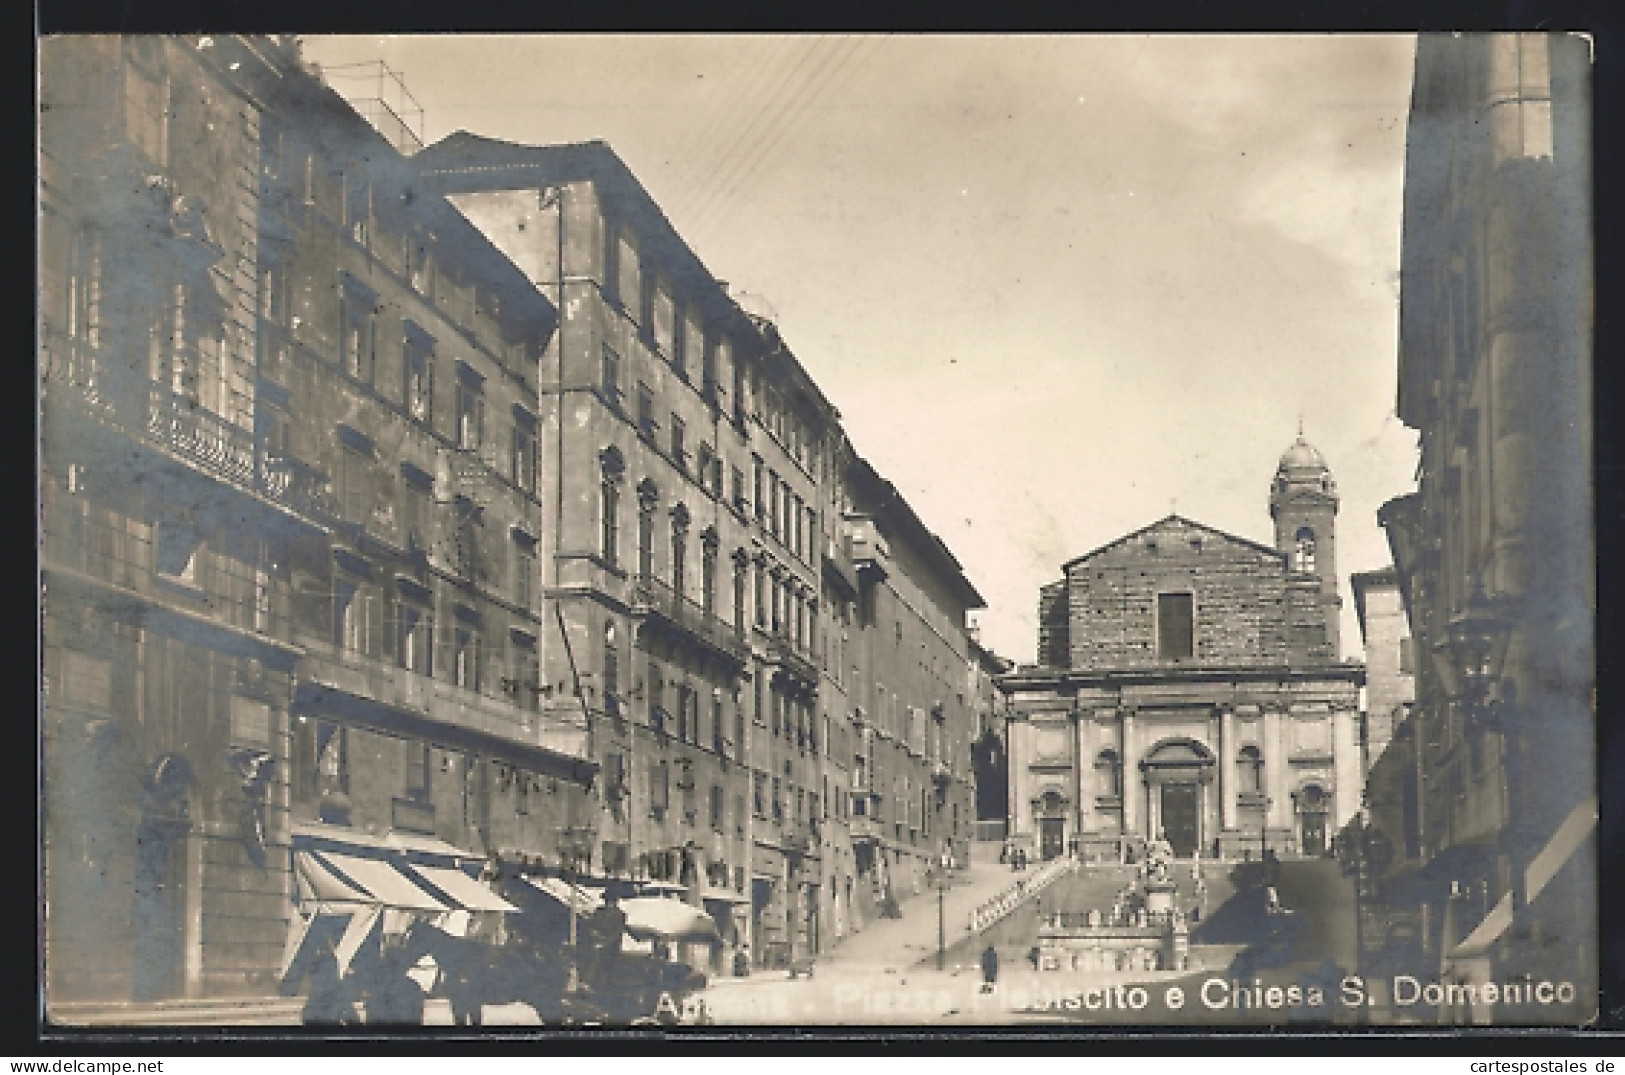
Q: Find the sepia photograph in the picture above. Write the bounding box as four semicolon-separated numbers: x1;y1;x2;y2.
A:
37;32;1595;1032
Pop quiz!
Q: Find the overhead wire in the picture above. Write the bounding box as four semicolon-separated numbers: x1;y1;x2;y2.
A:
676;36;850;233
688;34;886;239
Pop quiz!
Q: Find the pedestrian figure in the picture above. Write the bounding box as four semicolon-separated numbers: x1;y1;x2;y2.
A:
980;944;999;993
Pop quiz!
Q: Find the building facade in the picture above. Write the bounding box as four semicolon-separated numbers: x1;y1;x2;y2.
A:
1000;440;1364;863
407;131;989;967
41;35;597;1005
42;34;996;1004
1350;567;1415;768
1361;32;1594;1023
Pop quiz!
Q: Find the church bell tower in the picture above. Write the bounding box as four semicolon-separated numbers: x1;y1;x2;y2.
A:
1270;431;1342;656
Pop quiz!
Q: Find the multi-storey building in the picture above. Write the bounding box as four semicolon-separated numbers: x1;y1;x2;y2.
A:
41;36;597;1006
999;439;1365;863
1350;567;1415;768
1363;32;1594;1023
410;132;988;969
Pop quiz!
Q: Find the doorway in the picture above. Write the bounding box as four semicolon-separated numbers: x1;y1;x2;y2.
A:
1159;783;1199;858
1039;817;1065;861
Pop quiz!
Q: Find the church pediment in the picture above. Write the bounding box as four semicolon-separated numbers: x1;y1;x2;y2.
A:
1063;513;1283;571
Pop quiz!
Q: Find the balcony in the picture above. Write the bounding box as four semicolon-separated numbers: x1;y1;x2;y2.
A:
298;642;593;777
261;453;339;521
763;633;820;691
630;574;750;667
145;386;258;487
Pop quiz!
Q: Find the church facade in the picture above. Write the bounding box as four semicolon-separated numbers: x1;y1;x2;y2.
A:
999;438;1365;862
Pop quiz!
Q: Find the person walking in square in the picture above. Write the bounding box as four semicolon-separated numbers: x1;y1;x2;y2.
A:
980;944;999;993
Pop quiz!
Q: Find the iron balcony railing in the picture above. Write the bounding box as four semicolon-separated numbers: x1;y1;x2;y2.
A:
630;573;750;664
764;633;820;686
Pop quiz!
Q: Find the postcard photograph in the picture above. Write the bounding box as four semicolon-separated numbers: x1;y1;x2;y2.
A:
37;32;1596;1032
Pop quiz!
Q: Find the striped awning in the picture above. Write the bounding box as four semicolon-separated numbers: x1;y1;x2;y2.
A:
319;851;449;913
408;864;518;914
523;874;602;916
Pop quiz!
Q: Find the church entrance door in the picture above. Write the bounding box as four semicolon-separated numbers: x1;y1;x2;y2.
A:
1160;783;1199;858
1039;818;1065;861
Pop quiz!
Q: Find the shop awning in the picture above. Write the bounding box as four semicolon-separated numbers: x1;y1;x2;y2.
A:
293;850;371;904
621;896;721;942
523;874;602;916
407;863;518;913
319;851;449;913
699;888;751;905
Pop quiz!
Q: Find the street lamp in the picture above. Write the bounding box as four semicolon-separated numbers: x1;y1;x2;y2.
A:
932;863;951;972
556;824;597;994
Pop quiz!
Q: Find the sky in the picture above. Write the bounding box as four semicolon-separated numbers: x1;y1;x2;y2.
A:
303;34;1422;664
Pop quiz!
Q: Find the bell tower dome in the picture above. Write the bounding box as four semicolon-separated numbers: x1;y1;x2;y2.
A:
1270;430;1342;655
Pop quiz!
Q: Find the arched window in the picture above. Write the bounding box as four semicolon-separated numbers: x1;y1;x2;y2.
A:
1293;527;1317;574
1238;745;1264;793
671;525;687;599
700;530;719;618
1095;749;1121;797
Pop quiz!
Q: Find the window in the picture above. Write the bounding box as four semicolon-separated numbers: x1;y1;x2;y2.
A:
637;383;656;440
671;517;688;599
601;345;622;407
731;465;746;513
1238;745;1264;794
339;281;376;383
509;632;539;712
754;773;767;817
696;443;714;493
710;784;725;832
599;449;624;566
732;552;748;633
404;333;434;423
398;604;433;675
637;486;657;581
455;378;484;450
753;459;765;522
339;446;370;522
404;740;431;802
513;537;535;608
1399;636;1415;676
701;535;718;618
701;335;718;405
334;578;373;654
603;623;620;706
671;414;687;470
453;626;480;691
511;413;537;492
1095;750;1121;797
1157;592;1194;660
1293;527;1317;574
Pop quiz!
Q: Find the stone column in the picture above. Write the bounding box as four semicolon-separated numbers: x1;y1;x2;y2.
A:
1121;706;1137;838
1266;704;1288;834
1220;706;1237;830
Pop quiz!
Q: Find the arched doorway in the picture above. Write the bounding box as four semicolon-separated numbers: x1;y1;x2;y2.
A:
1296;783;1331;856
1032;787;1069;861
1139;738;1216;858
